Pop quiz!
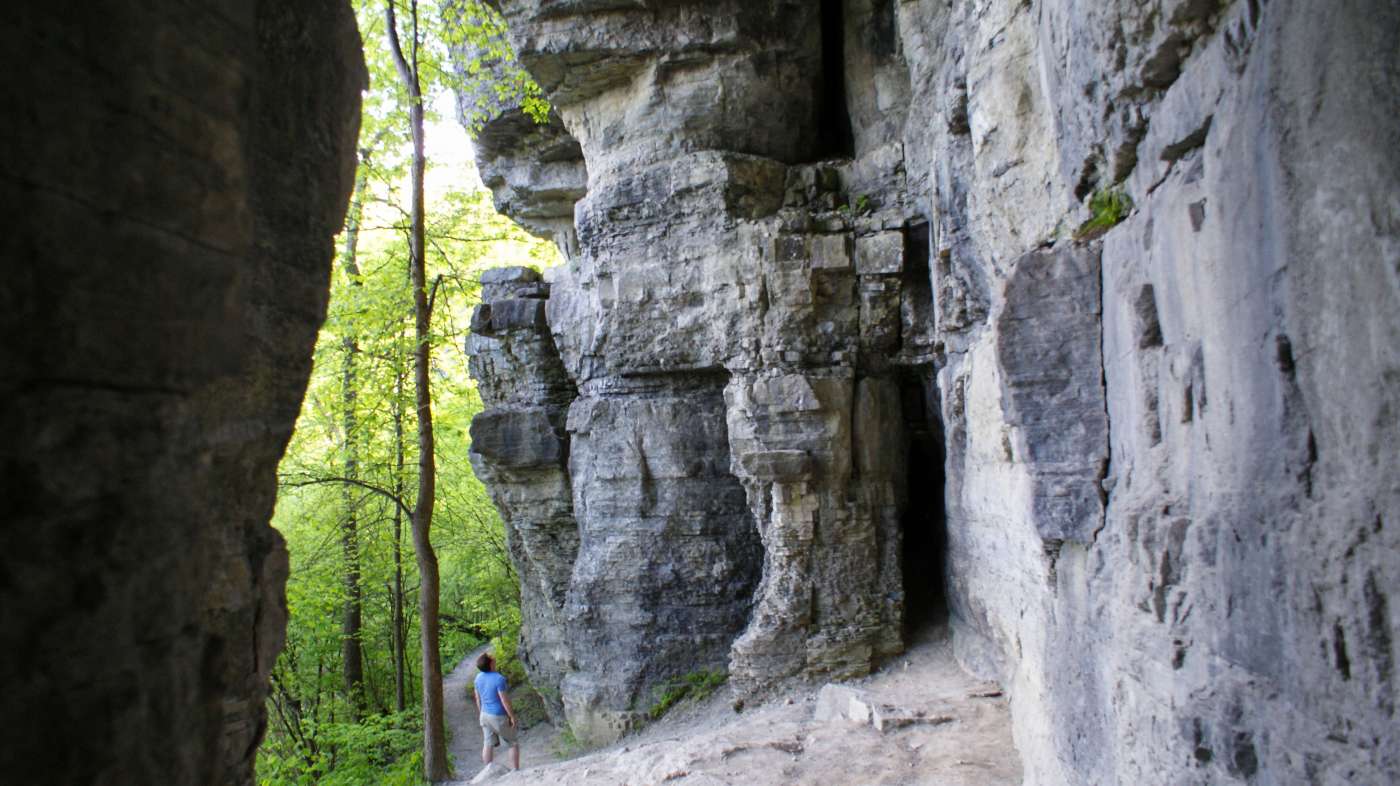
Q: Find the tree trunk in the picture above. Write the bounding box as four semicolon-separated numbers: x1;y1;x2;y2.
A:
339;157;368;720
392;362;408;714
386;2;447;778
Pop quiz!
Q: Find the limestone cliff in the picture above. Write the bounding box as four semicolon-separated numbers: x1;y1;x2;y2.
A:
462;0;1400;782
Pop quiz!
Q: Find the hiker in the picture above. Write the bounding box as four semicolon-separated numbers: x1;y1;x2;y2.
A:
474;652;520;770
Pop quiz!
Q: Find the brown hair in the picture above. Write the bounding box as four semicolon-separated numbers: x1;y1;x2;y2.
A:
476;653;494;672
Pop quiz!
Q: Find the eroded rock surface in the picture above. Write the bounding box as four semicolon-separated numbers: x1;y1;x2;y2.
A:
465;0;1399;781
0;2;364;784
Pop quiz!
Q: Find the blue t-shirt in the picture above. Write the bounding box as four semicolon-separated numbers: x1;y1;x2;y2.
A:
475;670;509;715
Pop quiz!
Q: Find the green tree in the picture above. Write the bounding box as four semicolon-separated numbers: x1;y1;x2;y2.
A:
383;0;451;777
255;1;555;782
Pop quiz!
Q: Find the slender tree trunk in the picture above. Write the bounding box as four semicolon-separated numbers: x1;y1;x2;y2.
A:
339;157;369;720
386;2;447;778
392;362;407;714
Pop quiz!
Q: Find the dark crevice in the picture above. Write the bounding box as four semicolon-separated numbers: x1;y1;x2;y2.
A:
904;221;932;284
1364;572;1394;713
1075;156;1101;201
1134;284;1163;349
868;0;898;59
1161;115;1213;162
1333;622;1352;680
815;0;854;160
899;222;935;356
900;366;947;633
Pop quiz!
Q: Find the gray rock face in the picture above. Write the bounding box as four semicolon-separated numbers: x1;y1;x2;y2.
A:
470;108;586;253
466;0;1399;780
0;2;365;784
465;0;948;743
468;267;580;723
994;246;1108;545
562;380;761;740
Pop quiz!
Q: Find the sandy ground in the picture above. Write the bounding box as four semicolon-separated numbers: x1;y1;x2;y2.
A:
456;626;1022;786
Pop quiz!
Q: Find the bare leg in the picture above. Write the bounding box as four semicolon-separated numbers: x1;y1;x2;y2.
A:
482;739;493;765
511;743;520;770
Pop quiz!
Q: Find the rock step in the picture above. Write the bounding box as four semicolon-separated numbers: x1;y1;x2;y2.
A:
814;684;956;733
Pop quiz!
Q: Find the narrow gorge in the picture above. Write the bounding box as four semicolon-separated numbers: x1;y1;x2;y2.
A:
2;1;1396;784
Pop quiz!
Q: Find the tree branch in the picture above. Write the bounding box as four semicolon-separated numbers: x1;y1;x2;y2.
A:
281;473;415;521
427;273;444;316
384;1;419;100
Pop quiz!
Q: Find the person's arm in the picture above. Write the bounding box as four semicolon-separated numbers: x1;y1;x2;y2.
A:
473;684;481;713
498;689;516;726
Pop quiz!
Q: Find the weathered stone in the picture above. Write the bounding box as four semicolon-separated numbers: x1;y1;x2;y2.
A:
465;0;1400;781
471;303;494;335
562;384;761;742
0;2;365;784
815;684;955;734
490;298;548;333
855;231;904;275
481;266;542;286
809;235;852;271
737;450;813;481
995;245;1108;545
467;268;580;725
481;265;551;303
469;410;566;468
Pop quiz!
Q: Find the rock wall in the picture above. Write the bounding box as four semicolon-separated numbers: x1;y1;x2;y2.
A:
0;3;364;784
465;0;1399;780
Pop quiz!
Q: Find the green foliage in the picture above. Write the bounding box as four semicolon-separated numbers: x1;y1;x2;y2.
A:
442;0;551;131
256;3;562;783
1075;188;1134;240
356;0;550;152
553;725;588;760
257;711;424;786
835;194;873;217
647;669;729;721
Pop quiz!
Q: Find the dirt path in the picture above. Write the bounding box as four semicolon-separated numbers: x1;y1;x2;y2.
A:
443;644;492;781
443;645;560;783
474;626;1021;785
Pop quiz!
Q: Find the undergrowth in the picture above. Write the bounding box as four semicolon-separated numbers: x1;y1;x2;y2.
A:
553;725;592;760
648;669;728;721
1075;188;1133;240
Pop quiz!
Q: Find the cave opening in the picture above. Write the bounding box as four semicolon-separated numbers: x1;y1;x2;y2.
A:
816;0;855;159
899;366;948;633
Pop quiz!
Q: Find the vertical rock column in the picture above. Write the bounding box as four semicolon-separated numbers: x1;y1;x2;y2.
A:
468;267;579;722
722;218;921;686
474;1;836;743
562;377;760;741
465;0;944;737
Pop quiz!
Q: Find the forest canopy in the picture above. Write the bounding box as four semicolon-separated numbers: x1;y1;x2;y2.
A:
256;2;556;783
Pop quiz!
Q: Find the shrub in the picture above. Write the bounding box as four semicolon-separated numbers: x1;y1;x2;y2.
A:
1075;188;1133;240
648;669;728;720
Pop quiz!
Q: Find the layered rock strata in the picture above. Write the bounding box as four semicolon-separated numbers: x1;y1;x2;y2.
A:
465;0;955;742
0;2;364;784
465;0;1399;781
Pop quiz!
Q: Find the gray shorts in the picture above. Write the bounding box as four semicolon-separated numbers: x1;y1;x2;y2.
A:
480;712;518;748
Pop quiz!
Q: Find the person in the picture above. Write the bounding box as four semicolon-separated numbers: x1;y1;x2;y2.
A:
473;652;520;770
